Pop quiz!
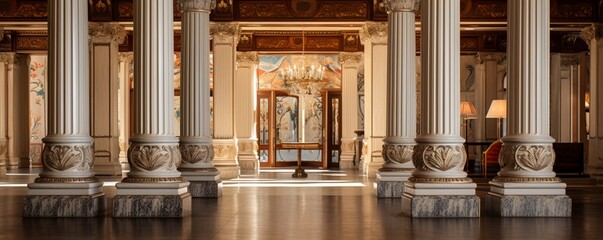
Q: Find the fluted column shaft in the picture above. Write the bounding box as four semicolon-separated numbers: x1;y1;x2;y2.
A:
235;52;259;173
125;0;182;180
411;0;468;181
179;0;215;170
339;52;362;169
497;0;557;180
382;0;417;170
39;0;95;180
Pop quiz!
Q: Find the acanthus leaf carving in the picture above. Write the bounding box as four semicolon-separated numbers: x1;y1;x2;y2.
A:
413;144;465;172
383;144;414;165
515;145;555;172
129;145;181;172
180;144;213;164
43;145;93;172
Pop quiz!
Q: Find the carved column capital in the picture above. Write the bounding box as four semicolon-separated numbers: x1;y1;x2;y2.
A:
560;54;581;66
236;51;259;65
385;0;420;13
580;24;603;42
89;23;127;44
495;142;560;182
179;0;216;12
339;52;363;66
0;52;15;65
118;52;134;63
360;22;388;45
210;23;240;44
476;52;506;64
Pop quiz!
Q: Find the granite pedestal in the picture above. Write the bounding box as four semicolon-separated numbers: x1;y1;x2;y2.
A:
23;182;106;217
375;171;410;198
486;181;571;217
181;171;222;198
401;182;480;218
113;182;192;217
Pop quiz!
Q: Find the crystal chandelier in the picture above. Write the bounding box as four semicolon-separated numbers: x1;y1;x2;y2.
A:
280;31;327;95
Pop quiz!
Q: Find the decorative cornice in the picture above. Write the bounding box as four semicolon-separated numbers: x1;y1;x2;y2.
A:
210;23;240;44
179;0;216;12
236;51;259;64
560;54;581;66
89;23;127;44
339;52;363;65
385;0;420;13
360;22;388;45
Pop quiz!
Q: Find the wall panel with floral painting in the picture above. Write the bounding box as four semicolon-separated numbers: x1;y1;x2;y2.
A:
28;55;46;167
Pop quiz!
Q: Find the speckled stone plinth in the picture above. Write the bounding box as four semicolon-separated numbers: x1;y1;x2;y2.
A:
486;193;571;217
375;181;405;198
402;195;480;218
189;181;222;198
23;193;105;217
113;193;192;217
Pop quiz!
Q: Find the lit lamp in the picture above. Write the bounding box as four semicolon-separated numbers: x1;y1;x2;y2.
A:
460;101;478;141
486;99;507;139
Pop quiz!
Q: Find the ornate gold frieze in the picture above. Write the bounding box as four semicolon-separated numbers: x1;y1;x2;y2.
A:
43;144;94;172
413;144;465;172
0;2;47;19
383;144;414;165
15;36;47;51
180;144;213;164
499;144;555;172
305;37;340;50
552;1;593;19
128;144;181;172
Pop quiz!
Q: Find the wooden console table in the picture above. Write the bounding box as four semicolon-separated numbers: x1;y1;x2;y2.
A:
281;142;320;178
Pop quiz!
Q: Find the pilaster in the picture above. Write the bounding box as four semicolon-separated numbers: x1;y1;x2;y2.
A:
339;52;362;170
210;22;240;179
113;0;190;217
23;0;105;217
360;22;388;177
475;53;506;141
0;53;13;176
178;0;222;198
88;23;126;176
486;0;571;217
402;0;479;218
582;24;603;179
376;0;418;198
117;52;133;171
1;53;29;171
235;51;259;175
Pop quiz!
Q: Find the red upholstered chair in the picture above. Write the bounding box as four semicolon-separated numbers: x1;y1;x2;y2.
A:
482;140;502;177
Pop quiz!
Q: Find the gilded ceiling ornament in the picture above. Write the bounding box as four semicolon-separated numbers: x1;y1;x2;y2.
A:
180;144;213;164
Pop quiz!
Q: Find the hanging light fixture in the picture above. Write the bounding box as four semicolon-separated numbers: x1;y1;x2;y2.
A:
280;30;327;94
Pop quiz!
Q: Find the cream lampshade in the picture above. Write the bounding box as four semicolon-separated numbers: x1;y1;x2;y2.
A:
486;99;507;139
460;101;477;141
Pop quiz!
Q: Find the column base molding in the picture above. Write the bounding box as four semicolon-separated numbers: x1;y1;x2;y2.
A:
375;171;412;198
402;182;479;217
181;170;222;197
238;156;258;175
339;153;355;169
214;164;240;179
486;192;571;217
213;139;239;179
23;192;106;217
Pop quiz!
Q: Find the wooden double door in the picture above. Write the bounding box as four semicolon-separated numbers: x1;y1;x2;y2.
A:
257;90;342;168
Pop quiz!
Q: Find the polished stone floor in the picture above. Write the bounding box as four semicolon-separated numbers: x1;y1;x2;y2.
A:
0;168;602;240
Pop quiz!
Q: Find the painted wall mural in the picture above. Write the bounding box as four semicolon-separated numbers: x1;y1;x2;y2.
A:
29;55;47;167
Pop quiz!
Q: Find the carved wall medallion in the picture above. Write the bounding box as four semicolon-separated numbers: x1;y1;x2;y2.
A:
42;144;93;172
383;144;414;165
413;144;465;172
128;144;181;172
180;144;213;164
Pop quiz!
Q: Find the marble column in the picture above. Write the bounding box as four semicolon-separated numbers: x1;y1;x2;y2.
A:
235;51;259;175
178;0;222;198
582;24;603;179
339;52;362;169
113;0;191;217
88;23;127;176
0;53;12;176
360;22;388;177
486;0;571;217
375;0;418;198
117;52;133;171
210;23;240;179
401;0;479;218
1;53;28;171
23;0;104;217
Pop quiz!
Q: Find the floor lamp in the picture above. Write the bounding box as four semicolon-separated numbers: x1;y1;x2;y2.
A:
460;101;478;141
486;99;507;139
